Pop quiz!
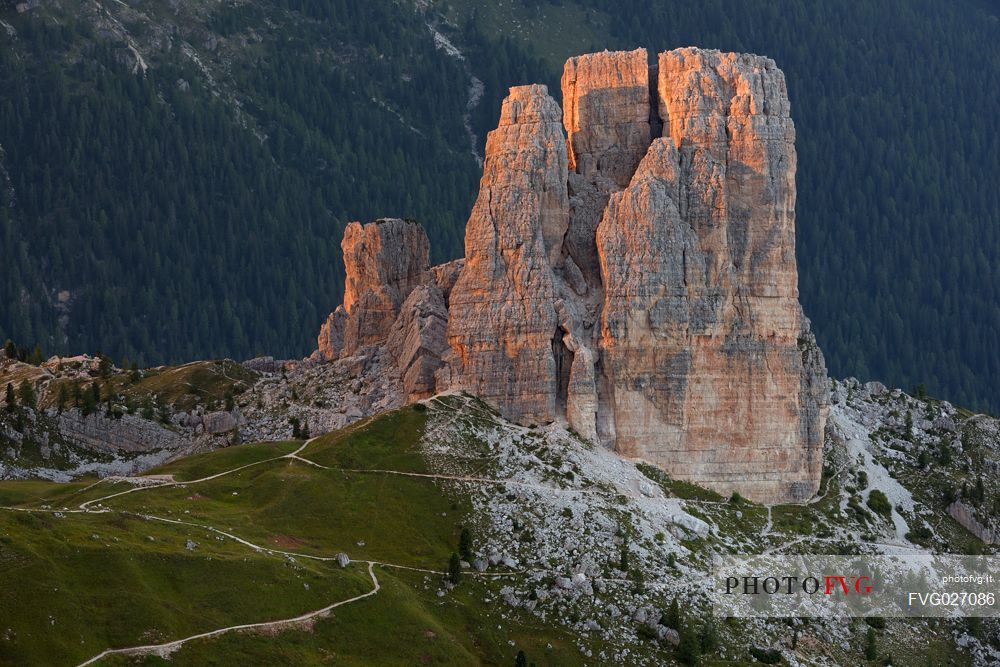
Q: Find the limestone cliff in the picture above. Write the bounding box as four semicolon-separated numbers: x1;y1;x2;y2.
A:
314;48;828;503
591;49;826;502
445;84;570;425
340;218;430;356
561;48;652;288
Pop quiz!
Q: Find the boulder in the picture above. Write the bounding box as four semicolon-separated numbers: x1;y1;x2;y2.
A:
659;627;680;646
668;511;710;537
202;411;237;434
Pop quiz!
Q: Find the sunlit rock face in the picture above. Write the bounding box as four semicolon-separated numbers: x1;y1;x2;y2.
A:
340;218;431;356
315;49;827;503
317;306;346;362
445;84;570;426
597;49;826;503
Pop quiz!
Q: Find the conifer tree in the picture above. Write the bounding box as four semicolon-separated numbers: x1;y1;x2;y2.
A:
448;552;462;585
17;379;36;410
676;623;701;665
663;596;681;629
56;383;68;412
459;527;473;561
698;613;718;655
864;626;878;660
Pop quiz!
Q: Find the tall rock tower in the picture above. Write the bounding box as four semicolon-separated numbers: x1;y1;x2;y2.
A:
315;48;827;504
446;48;828;503
445;84;570;426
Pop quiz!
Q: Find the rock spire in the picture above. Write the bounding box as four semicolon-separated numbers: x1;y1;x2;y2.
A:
314;48;828;503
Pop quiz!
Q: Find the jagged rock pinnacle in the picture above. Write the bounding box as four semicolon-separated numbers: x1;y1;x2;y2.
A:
314;48;828;503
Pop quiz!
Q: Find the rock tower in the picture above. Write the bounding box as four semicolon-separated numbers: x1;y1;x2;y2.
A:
315;48;829;504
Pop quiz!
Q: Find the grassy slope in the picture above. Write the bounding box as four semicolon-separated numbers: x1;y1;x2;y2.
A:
0;510;370;665
143;440;302;482
0;406;587;666
1;400;991;665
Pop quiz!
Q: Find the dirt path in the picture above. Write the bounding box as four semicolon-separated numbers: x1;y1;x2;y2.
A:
2;420;764;665
136;511;521;578
296;454;731;509
78;437;321;511
77;562;381;666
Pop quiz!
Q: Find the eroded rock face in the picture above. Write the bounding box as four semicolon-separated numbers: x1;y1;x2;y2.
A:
446;84;569;425
562;48;652;287
317;306;346;362
387;285;449;401
341;218;431;355
56;411;188;454
594;49;825;503
431;259;465;305
314;49;827;503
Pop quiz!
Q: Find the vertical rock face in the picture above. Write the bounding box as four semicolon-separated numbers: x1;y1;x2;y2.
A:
315;217;449;399
596;49;825;502
317;306;347;362
446;85;569;425
387;285;449;401
562;48;652;287
315;48;827;503
340;218;430;356
656;49;799;303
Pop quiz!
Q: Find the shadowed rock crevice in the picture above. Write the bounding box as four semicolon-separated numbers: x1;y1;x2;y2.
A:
552;326;574;413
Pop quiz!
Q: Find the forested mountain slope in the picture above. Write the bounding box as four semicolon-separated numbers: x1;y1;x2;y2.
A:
0;0;997;413
0;0;543;363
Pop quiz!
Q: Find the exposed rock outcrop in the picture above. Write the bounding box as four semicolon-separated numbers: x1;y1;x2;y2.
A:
387;285;449;401
201;410;239;435
313;48;828;503
948;500;997;545
56;410;188;454
315;219;449;398
562;48;652;287
317;306;346;362
431;259;465;305
446;84;570;425
341;218;431;356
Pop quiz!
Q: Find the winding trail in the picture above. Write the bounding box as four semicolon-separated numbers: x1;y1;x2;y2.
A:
3;410;870;665
78;438;318;511
77;562;381;666
1;433;526;666
136;512;438;573
333;465;617;498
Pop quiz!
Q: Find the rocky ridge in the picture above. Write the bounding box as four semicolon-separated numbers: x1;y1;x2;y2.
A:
312;47;828;504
